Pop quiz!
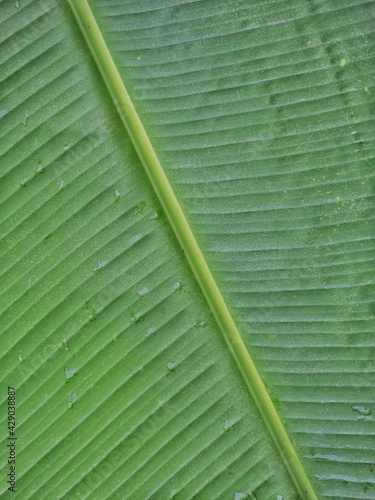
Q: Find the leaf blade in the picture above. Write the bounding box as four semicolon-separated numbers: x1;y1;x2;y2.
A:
68;1;317;497
89;0;375;497
0;1;297;498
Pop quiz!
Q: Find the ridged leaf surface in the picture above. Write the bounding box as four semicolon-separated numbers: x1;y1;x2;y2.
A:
0;0;374;498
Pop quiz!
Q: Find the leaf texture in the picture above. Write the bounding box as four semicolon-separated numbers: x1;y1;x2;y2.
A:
0;1;295;498
0;0;375;499
89;0;375;498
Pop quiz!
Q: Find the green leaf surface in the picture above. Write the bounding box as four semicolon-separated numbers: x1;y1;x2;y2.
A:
1;0;374;499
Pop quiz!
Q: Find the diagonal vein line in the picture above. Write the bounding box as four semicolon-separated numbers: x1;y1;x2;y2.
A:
68;1;317;498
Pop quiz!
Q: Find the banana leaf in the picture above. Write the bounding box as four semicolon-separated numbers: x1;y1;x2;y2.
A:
0;0;374;498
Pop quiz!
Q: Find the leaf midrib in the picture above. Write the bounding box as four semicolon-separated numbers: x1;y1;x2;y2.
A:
68;1;317;498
